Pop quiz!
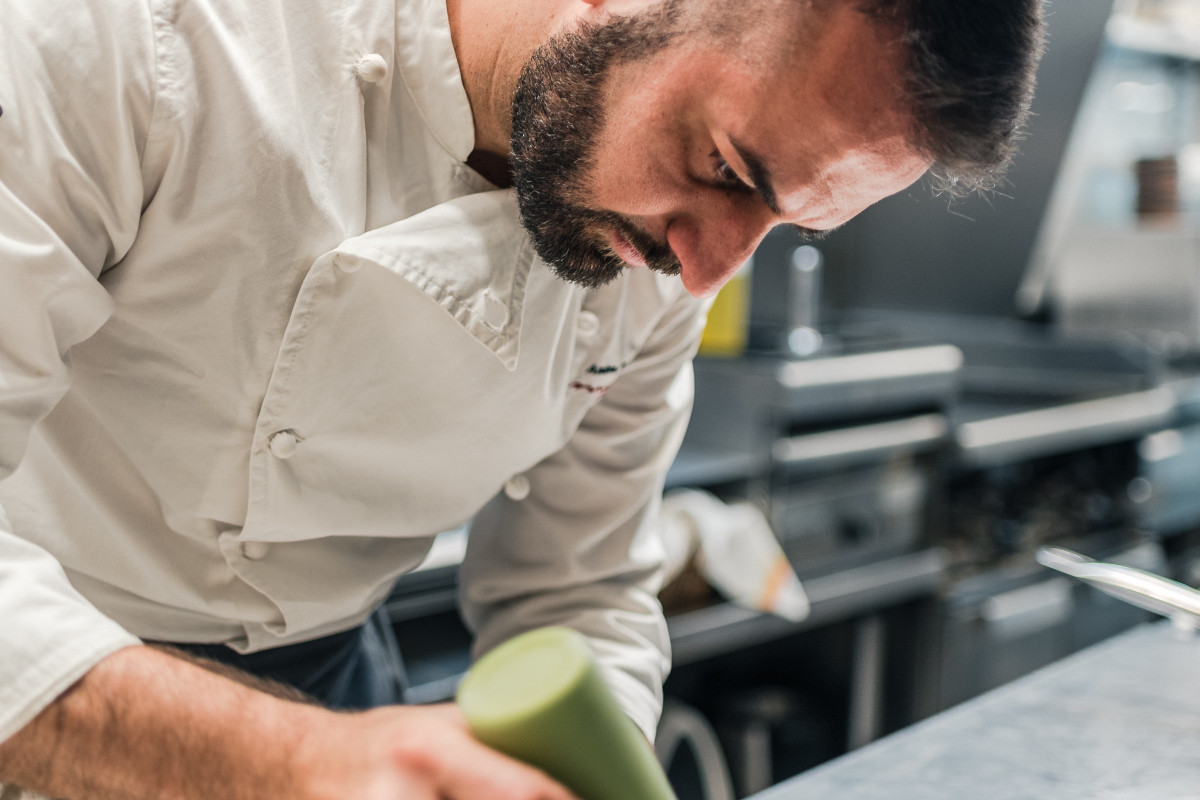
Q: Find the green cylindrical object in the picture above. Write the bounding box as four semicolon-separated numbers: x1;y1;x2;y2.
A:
456;627;678;800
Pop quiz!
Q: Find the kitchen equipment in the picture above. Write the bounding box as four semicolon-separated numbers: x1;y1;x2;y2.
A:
748;243;824;356
1049;228;1200;349
714;686;838;797
456;627;677;800
934;537;1160;710
656;702;736;800
1037;544;1200;631
680;346;957;579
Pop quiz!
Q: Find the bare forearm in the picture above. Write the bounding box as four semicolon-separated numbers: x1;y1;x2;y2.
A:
0;645;322;800
0;643;582;800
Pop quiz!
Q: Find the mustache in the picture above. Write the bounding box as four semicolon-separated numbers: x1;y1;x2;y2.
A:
595;211;681;276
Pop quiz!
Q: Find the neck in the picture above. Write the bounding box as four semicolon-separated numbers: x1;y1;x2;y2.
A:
445;0;550;161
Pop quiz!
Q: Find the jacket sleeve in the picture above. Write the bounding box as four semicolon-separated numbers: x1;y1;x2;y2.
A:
0;0;154;743
459;285;709;741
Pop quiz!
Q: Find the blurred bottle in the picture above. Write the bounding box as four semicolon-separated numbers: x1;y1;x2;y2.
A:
698;259;751;358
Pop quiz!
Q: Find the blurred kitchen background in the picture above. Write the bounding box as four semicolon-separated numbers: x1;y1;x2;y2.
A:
380;1;1200;798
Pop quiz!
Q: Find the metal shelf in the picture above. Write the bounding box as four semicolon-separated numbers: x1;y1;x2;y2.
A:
1108;13;1200;62
954;388;1176;468
388;548;947;702
668;548;947;666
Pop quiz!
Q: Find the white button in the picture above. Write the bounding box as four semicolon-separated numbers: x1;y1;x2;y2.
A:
577;311;600;336
504;474;531;501
484;295;510;329
268;429;299;459
333;253;360;274
354;53;389;83
242;541;270;560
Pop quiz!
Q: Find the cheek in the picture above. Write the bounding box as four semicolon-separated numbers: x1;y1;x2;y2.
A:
584;113;687;215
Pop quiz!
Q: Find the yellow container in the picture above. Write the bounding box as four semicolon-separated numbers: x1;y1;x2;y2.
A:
698;265;749;358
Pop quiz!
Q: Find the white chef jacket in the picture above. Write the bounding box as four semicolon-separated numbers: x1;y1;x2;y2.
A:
0;0;708;748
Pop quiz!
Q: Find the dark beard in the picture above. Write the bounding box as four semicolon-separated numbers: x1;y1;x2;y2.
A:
509;4;685;290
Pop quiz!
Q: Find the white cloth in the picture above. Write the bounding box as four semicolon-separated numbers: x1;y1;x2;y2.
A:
660;490;810;622
0;0;707;747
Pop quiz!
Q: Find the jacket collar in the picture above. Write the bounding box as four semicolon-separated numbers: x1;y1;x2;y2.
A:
394;0;477;163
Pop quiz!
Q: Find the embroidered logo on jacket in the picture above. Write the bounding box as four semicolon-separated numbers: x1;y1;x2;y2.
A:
570;361;628;395
569;381;610;395
586;364;618;375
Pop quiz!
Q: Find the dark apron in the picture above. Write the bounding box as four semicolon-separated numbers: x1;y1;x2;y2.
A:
161;609;403;709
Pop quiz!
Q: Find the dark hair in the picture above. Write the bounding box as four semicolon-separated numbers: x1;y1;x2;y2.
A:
860;0;1047;196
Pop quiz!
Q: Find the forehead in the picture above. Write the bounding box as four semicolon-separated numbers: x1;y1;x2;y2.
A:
689;3;927;223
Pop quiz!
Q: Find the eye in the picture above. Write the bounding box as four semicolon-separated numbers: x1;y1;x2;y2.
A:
710;150;753;194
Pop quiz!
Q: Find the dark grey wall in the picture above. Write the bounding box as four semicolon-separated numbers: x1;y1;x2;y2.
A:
756;0;1116;322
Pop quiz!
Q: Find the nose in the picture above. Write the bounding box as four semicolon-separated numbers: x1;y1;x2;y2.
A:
664;196;772;298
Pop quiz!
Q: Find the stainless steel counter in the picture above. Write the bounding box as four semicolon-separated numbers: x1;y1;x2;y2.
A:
751;622;1200;800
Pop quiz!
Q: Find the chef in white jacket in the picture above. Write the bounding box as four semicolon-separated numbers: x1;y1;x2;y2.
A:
0;0;1043;796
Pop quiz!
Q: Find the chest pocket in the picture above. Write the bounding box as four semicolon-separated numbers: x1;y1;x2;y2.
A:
243;191;556;544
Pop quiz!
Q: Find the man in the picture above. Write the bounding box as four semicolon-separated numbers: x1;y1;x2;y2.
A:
0;0;1043;796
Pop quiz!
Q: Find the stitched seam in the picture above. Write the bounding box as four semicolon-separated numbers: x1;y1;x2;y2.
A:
139;0;164;165
354;246;517;353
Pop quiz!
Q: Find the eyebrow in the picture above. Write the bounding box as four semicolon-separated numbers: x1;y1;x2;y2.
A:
730;136;829;240
729;136;782;216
